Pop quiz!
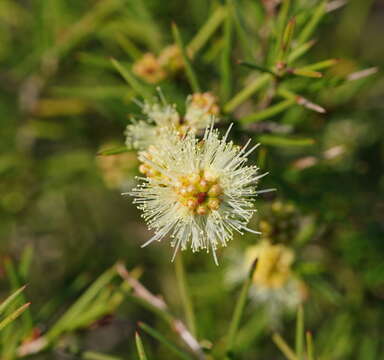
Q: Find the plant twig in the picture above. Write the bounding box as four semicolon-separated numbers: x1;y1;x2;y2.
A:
116;263;205;359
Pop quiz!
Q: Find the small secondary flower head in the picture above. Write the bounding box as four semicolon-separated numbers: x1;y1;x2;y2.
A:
132;53;166;84
249;241;306;324
128;124;264;264
184;92;220;130
247;240;294;289
226;240;306;326
125;101;180;150
125;94;219;151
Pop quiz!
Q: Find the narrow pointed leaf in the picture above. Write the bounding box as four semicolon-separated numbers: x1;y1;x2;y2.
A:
272;333;298;360
0;302;31;331
241;98;295;123
259;135;315;147
299;58;339;71
188;6;226;57
276;17;296;66
278;88;326;113
97;146;130;156
224;74;271;113
115;33;142;60
0;285;27;316
139;322;193;360
276;0;291;36
110;58;152;100
238;61;277;76
226;259;258;355
220;2;233;102
135;332;148;360
172;23;201;93
19;245;34;280
175;254;196;337
46;267;116;341
290;68;322;78
306;331;315;360
297;1;326;45
288;40;316;63
296;305;304;360
281;18;296;55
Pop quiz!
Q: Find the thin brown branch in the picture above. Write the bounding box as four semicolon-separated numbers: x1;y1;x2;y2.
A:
116;262;205;360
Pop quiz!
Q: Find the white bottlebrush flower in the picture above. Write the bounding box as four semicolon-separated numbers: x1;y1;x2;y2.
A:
125;101;180;150
184;92;220;130
125;93;219;151
128;124;265;264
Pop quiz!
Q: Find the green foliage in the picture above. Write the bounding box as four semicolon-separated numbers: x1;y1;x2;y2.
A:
0;0;383;359
0;286;30;332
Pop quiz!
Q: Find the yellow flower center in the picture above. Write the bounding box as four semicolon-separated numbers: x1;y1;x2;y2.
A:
175;172;222;215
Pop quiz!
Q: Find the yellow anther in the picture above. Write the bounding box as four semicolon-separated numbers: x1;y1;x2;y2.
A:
186;198;198;210
199;179;209;192
204;170;217;182
207;198;220;211
139;164;148;174
180;184;196;196
147;168;159;178
196;204;208;215
189;173;200;184
208;184;222;197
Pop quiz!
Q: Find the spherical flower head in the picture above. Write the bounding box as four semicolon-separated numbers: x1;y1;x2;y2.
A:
158;44;184;73
132;53;166;84
184;92;220;130
129;124;264;264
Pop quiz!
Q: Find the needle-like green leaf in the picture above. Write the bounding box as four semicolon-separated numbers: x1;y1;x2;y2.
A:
0;302;31;332
225;259;258;356
172;23;201;93
0;285;26;316
135;332;148;360
97;146;130;156
110;58;152;100
139;322;193;360
296;305;304;360
273;333;298;360
241;98;295;123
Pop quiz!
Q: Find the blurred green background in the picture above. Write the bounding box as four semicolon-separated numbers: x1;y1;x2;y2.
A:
0;0;383;359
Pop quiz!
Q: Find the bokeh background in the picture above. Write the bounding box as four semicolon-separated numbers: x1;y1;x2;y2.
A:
1;0;383;359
